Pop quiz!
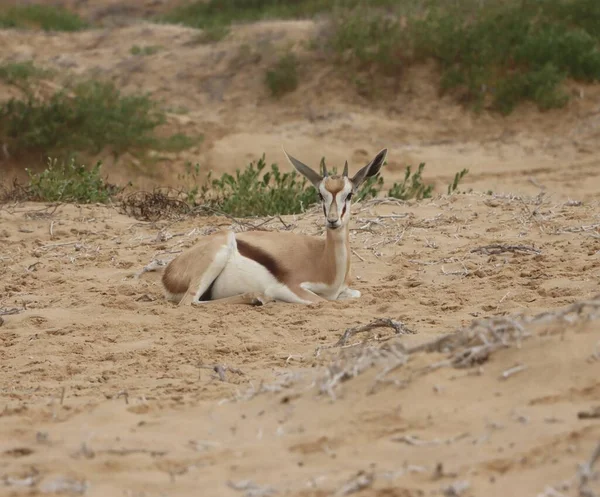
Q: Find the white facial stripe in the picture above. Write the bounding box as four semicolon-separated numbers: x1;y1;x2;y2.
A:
336;183;352;203
320;179;352;224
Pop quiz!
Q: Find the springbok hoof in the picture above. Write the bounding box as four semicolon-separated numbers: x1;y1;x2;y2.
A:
249;294;274;306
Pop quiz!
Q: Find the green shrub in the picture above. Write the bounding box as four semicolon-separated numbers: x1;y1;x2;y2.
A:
202;155;318;216
178;162;203;205
0;80;172;159
265;52;299;97
161;0;398;29
159;133;201;153
189;25;231;44
388;163;434;201
0;4;87;31
327;0;600;114
26;157;120;203
130;45;161;56
0;61;51;86
448;168;469;195
184;154;384;217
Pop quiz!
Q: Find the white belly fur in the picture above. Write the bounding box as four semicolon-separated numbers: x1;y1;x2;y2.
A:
211;250;280;299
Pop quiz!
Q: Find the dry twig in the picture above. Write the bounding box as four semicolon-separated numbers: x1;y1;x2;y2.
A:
227;479;277;497
471;244;541;255
392;432;469;446
578;441;600;496
335;471;375;496
578;407;600;420
335;318;416;347
0;307;23;316
499;363;528;380
200;364;245;382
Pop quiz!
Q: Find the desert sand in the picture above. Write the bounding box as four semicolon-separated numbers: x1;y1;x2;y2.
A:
1;6;600;497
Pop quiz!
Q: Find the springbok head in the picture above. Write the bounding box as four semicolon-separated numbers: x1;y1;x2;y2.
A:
283;148;387;230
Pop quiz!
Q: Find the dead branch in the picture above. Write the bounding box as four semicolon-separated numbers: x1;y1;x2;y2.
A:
405;333;455;355
134;258;168;279
561;223;600;234
451;343;507;368
499;363;528;380
227;479;277;497
103;448;167;457
351;248;365;262
578;407;600;420
392;432;470;446
116;390;129;404
0;307;22;316
200;364;245;382
335;471;375;496
530;297;600;324
471;244;541;255
40;477;88;495
443;480;471;497
336;318;416;347
578;441;600;495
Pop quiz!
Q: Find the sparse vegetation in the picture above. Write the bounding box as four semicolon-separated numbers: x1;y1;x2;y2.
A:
25;157;121;203
3;149;469;218
0;61;51;86
161;0;600;113
388;163;434;201
159;133;202;153
0;80;195;160
327;0;600;113
448;168;469;195
130;45;161;56
200;155;319;217
265;52;299;97
0;4;88;31
189;25;231;44
161;0;398;30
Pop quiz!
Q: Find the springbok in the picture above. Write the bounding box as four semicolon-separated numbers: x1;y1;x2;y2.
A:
161;148;388;305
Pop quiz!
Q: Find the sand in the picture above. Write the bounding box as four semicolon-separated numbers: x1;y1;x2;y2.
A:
1;6;600;497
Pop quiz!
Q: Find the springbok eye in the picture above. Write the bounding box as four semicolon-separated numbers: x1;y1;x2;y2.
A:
346;192;353;201
318;192;324;201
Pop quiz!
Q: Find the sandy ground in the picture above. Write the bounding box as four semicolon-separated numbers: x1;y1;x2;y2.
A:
1;190;599;497
1;6;600;497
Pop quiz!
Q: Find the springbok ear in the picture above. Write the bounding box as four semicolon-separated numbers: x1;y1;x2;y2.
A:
282;148;323;187
351;148;387;188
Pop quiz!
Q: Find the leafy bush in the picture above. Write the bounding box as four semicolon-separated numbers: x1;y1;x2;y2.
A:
0;4;87;31
448;168;469;195
202;155;318;216
189;25;231;44
388;163;434;201
0;61;51;86
25;157;120;203
180;154;385;217
130;45;161;56
0;80;195;159
161;0;398;29
159;133;202;153
265;52;299;97
327;0;600;113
